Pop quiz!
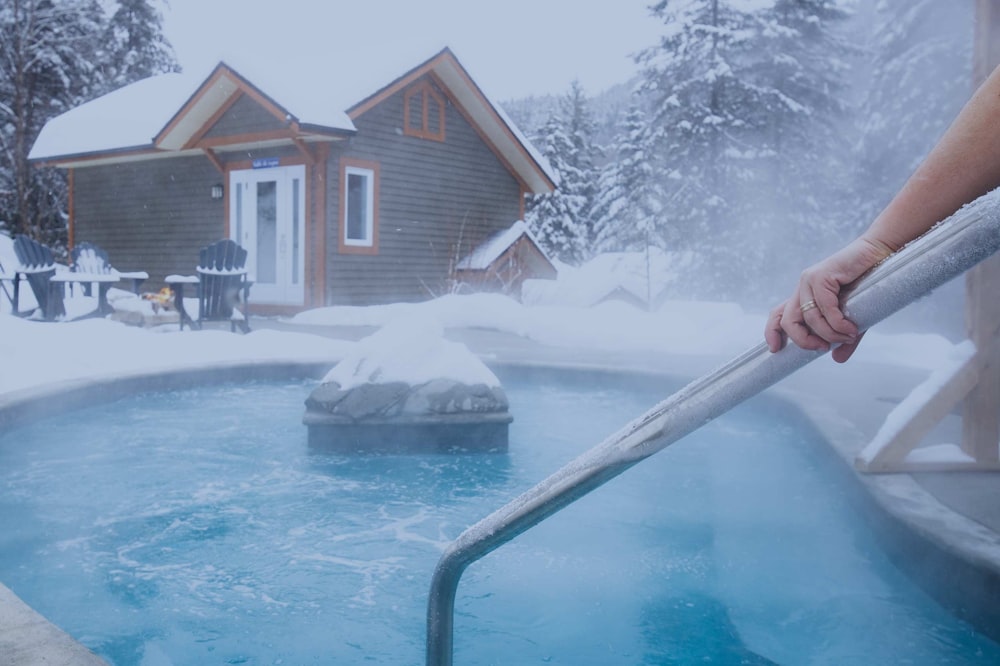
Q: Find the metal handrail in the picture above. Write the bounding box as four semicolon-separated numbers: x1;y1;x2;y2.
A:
425;188;1000;665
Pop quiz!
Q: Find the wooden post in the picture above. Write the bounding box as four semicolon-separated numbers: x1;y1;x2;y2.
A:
961;0;1000;463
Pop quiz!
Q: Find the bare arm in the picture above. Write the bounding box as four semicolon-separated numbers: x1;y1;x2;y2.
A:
766;64;1000;363
867;63;1000;252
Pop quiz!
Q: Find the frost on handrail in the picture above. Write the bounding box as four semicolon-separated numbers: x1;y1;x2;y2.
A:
425;187;1000;666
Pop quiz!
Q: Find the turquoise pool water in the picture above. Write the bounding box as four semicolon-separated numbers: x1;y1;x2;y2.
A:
0;368;997;665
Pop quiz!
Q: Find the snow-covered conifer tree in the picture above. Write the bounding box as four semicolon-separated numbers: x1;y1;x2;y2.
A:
524;114;589;264
525;81;605;264
636;0;775;297
743;0;858;295
0;0;179;249
592;106;666;254
559;80;603;250
0;0;104;247
101;0;179;90
634;0;860;301
856;0;972;224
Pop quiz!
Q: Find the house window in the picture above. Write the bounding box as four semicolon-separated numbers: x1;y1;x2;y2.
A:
339;159;379;254
404;81;445;141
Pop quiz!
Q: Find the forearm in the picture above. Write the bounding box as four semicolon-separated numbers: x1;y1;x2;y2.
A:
864;64;1000;253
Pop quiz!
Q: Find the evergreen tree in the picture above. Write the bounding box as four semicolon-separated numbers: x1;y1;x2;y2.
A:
0;0;104;247
0;0;179;250
101;0;179;91
524;114;588;264
559;80;603;249
856;0;972;224
634;0;860;301
592;105;666;254
745;0;858;297
635;0;771;297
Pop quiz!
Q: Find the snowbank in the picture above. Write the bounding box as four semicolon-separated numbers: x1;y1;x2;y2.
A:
0;315;348;397
0;236;964;405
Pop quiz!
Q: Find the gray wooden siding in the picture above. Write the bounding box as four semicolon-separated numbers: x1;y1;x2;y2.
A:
72;156;226;288
203;93;285;138
326;78;522;305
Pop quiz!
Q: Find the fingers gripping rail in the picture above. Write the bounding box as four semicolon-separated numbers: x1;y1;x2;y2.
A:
426;188;1000;666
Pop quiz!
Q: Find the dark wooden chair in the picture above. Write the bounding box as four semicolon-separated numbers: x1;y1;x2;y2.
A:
66;242;148;315
0;255;16;313
168;239;252;333
12;235;65;321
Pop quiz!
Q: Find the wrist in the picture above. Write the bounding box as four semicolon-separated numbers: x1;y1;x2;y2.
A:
858;235;897;263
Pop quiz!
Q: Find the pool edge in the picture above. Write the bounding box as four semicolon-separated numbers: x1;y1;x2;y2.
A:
787;388;1000;640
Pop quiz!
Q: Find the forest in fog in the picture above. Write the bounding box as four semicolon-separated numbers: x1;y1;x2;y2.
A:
506;0;972;306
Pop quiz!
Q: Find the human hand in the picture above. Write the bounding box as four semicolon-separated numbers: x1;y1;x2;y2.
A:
764;236;894;363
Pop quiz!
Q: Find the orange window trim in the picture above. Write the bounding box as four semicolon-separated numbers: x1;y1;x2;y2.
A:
337;157;380;255
312;143;330;307
67;168;75;249
222;155;312;235
403;81;445;142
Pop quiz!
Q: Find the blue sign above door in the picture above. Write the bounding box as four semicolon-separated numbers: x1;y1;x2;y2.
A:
252;157;280;169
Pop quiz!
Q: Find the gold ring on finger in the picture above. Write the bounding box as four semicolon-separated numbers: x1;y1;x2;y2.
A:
800;300;818;314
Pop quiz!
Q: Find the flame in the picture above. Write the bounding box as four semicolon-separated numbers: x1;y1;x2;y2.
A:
141;287;174;311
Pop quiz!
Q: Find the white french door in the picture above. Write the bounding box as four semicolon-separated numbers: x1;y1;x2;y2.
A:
229;165;306;305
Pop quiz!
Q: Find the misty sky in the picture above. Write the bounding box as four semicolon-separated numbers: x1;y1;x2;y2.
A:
161;0;663;101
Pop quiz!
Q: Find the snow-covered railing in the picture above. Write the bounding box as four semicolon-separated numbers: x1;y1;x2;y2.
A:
425;187;1000;666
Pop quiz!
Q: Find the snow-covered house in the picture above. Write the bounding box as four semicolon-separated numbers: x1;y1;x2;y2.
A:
29;47;556;313
452;220;556;300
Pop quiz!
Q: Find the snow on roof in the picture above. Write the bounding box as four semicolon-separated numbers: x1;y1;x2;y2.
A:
29;43;553;194
215;52;363;130
30;72;203;160
320;316;500;390
456;220;551;271
521;247;695;308
489;91;557;189
30;59;360;162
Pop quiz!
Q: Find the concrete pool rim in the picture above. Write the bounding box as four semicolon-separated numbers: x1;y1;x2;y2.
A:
1;357;999;664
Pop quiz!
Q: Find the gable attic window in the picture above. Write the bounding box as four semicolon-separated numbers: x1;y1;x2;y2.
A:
339;158;380;254
403;80;445;141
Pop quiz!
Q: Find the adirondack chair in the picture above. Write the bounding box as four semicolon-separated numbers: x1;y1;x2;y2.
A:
167;239;252;333
0;257;15;314
63;242;148;316
12;235;65;321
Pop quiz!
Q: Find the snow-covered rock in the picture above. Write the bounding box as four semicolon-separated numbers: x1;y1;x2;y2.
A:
303;317;511;453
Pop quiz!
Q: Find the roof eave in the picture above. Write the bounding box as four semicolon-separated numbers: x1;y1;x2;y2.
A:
29;143;164;168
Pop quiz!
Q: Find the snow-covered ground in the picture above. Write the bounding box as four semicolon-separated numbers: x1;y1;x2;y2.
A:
0;286;960;400
0;227;961;400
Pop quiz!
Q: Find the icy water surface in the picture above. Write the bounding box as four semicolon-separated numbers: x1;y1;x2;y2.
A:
0;367;997;665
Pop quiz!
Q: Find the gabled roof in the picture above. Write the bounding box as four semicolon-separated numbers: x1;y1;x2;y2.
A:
29;47;556;194
456;220;555;272
349;48;555;194
29;61;356;167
